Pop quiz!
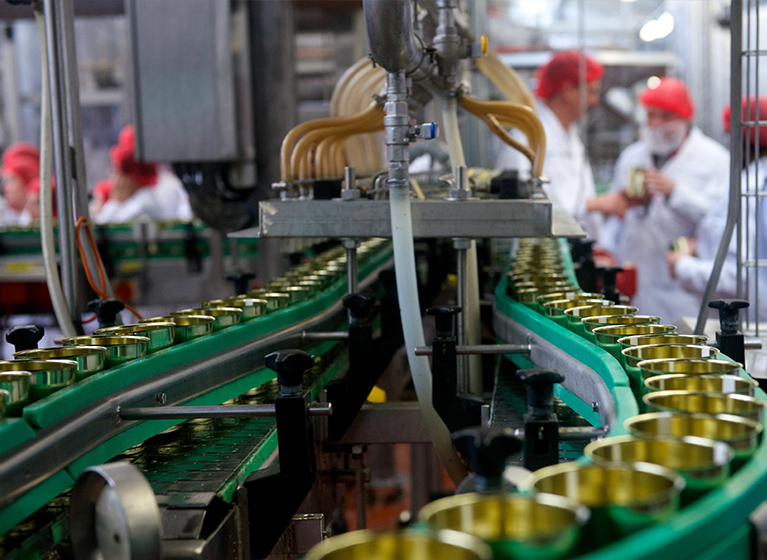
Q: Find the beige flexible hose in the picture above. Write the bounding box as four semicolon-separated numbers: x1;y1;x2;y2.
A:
330;57;371;115
293;104;384;180
480;112;536;168
476;52;537;111
458;95;546;176
283;101;383;181
337;65;386;173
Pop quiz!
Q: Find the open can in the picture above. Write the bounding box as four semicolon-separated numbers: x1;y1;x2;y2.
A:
585;434;733;505
542;299;610;328
592;324;676;364
14;345;107;380
625;411;762;470
0;359;77;401
643;390;766;423
644;374;757;396
305;529;492;560
622;345;720;401
418;492;588;560
564;305;637;338
61;335;149;367
581;315;661;344
524;462;684;551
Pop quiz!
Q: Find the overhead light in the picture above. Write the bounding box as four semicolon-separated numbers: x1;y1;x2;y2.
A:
640;12;675;42
621;0;639;2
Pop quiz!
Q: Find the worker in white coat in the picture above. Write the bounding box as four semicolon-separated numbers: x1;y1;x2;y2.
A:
0;143;41;226
494;51;630;240
95;125;192;224
667;96;767;320
601;78;730;324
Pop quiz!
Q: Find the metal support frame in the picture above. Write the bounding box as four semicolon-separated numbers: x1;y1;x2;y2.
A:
43;0;79;323
493;307;617;431
119;403;332;420
695;0;743;334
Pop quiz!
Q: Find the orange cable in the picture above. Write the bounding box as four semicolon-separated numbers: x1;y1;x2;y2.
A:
74;216;143;321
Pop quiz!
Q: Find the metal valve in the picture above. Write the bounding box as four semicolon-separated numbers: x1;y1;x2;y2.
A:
409;122;438;140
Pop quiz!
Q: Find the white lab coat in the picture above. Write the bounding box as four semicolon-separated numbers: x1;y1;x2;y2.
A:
0;198;31;227
674;188;738;299
600;127;730;323
95;169;192;224
494;100;601;239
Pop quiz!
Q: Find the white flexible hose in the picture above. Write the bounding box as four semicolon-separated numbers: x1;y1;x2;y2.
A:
389;185;468;484
441;96;482;395
35;7;76;338
442;96;466;169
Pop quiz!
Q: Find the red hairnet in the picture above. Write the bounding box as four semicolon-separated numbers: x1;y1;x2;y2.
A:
93;179;113;201
639;77;694;120
27;177;57;217
109;125;158;188
535;51;604;99
722;96;767;149
1;143;40;191
3;142;40;163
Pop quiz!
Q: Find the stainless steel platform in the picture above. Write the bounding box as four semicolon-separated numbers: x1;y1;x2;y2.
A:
231;197;585;239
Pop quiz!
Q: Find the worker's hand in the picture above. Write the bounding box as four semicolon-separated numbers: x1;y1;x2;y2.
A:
643;168;675;197
665;238;696;278
586;191;632;219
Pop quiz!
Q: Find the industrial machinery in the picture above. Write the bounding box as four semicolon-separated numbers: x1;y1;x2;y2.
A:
1;1;767;560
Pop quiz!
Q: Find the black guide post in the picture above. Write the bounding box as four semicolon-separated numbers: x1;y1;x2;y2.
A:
226;272;256;296
245;349;319;558
87;298;125;329
5;325;44;352
597;266;623;304
426;306;483;433
570;239;597;293
452;426;522;492
184;223;203;274
709;299;749;367
326;294;377;441
516;368;565;471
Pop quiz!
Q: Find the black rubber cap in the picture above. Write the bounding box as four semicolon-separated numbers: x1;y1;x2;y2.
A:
597;266;623;290
87;298;125;328
343;294;376;319
709;299;749;334
264;349;315;388
226;272;256;296
453;427;522;479
516;369;565;415
426;306;461;338
5;325;44;351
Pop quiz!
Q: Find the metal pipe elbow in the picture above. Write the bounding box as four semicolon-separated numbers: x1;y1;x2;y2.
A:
362;0;421;73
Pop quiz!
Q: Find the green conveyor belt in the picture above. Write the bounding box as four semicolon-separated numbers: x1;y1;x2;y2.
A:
0;242;393;541
497;241;767;560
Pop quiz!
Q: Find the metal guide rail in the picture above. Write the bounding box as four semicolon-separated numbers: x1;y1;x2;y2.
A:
0;240;394;544
494;244;767;560
0;221;258;262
